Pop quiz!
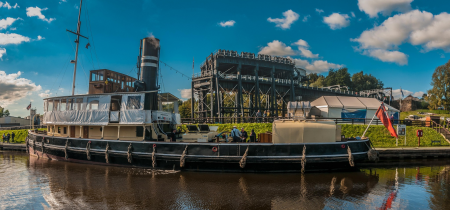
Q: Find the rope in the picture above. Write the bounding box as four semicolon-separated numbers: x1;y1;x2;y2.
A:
180;145;188;168
347;146;354;167
239;146;249;168
367;148;379;162
86;141;91;160
301;145;306;173
329;176;337;196
127;143;133;164
105;142;110;163
33;138;36;154
152;147;156;168
25;137;29;153
64;140;69;159
41;138;45;152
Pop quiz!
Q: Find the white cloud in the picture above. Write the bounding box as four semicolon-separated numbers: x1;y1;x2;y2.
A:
365;49;408;65
298;48;319;59
74;4;78;9
39;90;51;98
358;0;413;18
59;0;67;4
315;8;324;14
219;20;235;27
323;13;350;30
267;10;299;29
0;17;18;30
258;40;296;56
37;35;44;40
0;48;5;60
0;70;42;107
293;39;309;48
26;7;55;23
0;33;31;45
293;58;344;73
302;15;310;22
351;12;356;17
9;27;16;30
179;89;191;99
352;10;450;64
0;1;19;9
392;89;424;99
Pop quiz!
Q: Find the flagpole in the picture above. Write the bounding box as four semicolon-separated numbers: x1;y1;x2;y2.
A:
362;113;377;138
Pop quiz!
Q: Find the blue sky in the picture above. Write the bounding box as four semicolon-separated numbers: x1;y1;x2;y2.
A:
1;0;449;117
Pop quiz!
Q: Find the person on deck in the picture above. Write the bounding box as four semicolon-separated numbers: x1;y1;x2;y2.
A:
6;133;10;143
250;129;256;142
231;126;242;142
2;133;5;143
263;111;267;123
256;110;262;123
240;128;248;143
167;129;177;142
11;132;15;143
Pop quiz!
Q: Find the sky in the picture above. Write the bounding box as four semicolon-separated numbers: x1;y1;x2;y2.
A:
1;0;449;117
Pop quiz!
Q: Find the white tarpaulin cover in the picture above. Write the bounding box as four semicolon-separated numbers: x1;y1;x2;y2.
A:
43;93;150;125
311;96;399;119
44;95;111;125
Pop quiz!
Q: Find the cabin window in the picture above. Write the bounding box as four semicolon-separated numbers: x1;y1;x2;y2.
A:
68;99;73;110
127;96;141;109
63;127;67;134
61;99;67;111
136;126;143;137
44;100;47;112
99;71;104;81
53;100;60;111
88;97;100;110
74;98;83;110
91;72;98;81
58;127;61;133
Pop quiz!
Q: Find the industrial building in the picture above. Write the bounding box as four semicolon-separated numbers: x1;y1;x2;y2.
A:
191;50;371;120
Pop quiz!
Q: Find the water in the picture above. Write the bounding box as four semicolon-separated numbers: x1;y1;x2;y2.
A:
1;151;450;210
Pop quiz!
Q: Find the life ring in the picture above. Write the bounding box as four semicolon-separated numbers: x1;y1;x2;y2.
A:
153;144;157;148
341;144;346;148
212;147;218;152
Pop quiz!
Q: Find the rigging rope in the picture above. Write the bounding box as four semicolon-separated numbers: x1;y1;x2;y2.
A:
86;141;91;160
239;146;249;168
64;140;69;160
127;143;133;164
152;146;156;168
301;145;306;173
105;142;110;163
180;145;188;168
347;146;354;167
159;60;192;80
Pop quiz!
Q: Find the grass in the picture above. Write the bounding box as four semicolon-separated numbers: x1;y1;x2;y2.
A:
341;124;449;148
0;129;46;144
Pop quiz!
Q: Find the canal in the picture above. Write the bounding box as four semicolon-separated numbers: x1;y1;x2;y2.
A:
1;151;450;209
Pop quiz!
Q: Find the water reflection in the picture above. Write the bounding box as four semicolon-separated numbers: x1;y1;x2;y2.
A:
2;151;450;209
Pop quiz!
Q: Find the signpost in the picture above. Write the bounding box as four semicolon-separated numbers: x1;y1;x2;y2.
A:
416;129;423;147
397;124;406;146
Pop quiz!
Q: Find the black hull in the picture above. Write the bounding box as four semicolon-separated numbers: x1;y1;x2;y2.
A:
27;131;372;172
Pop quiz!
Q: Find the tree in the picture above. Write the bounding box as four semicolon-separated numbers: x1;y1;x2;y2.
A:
179;99;192;118
307;73;319;84
351;71;384;91
324;68;352;88
427;60;450;110
3;109;10;117
310;76;325;88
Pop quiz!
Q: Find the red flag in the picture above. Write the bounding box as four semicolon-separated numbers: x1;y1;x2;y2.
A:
26;103;31;110
376;103;398;138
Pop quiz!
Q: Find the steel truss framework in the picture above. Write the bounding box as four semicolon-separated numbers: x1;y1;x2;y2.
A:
191;50;374;121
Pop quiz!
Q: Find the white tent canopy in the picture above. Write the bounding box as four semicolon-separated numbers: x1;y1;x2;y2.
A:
311;96;399;120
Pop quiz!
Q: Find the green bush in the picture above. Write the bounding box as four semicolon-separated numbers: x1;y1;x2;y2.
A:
0;129;46;144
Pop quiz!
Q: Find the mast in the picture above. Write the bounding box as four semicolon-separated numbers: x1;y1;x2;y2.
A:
68;0;88;96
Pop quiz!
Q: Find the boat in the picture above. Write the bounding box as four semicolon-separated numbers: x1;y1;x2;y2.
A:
26;0;376;172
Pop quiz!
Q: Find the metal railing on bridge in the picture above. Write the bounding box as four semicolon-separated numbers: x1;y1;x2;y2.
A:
181;117;428;126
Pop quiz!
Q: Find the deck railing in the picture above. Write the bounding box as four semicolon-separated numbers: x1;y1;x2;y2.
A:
0;125;46;131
